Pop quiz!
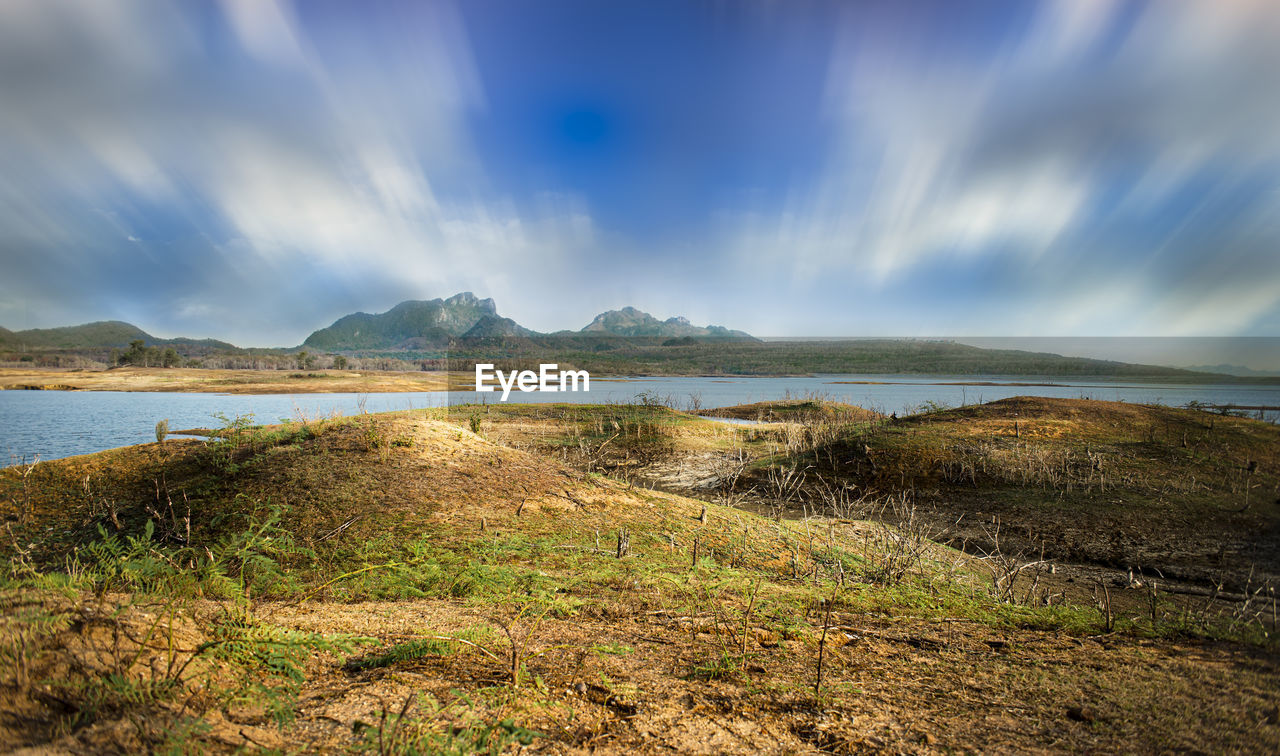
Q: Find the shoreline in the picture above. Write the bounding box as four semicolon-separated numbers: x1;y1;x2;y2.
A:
0;366;466;394
2;366;1278;394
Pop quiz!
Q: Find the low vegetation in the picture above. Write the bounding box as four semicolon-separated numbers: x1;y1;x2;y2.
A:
9;331;1280;381
1;397;1277;752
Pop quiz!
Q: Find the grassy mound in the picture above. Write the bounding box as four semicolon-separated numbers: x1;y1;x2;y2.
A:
1;404;1277;753
760;396;1280;588
697;399;882;424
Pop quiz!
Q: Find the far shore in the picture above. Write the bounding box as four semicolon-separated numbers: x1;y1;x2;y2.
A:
2;366;1277;395
0;367;659;395
0;366;467;394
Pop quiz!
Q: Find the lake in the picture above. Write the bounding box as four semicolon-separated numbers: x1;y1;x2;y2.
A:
2;374;1278;464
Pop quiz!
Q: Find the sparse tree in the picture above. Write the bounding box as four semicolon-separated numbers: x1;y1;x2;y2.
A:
121;339;147;366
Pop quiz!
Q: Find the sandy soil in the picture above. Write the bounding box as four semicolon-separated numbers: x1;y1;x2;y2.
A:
0;366;475;394
3;402;1278;753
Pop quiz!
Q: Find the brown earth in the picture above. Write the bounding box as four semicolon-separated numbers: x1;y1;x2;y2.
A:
0;366;474;394
6;588;1277;754
1;402;1278;753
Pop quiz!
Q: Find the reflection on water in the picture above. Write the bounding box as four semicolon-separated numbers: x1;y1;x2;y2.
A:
1;373;1277;464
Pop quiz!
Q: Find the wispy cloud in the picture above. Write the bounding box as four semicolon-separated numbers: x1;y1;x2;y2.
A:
722;0;1280;335
0;0;1277;342
0;0;595;344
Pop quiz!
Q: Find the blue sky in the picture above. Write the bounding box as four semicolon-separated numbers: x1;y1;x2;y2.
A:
1;0;1278;346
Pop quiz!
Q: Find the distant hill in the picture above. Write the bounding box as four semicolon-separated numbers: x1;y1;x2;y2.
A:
302;292;510;350
581;307;753;339
438;336;1244;380
1183;364;1278;378
0;320;235;351
0;320;150;349
8;301;1273;386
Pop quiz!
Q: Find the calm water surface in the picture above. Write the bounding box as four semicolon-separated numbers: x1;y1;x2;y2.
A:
2;374;1277;464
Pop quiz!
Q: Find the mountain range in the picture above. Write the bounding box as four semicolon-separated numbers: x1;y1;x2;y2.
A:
0;293;754;353
581;306;751;339
5;297;1275;384
300;293;752;350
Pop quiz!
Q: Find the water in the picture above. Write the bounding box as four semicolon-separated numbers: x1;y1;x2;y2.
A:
2;374;1277;464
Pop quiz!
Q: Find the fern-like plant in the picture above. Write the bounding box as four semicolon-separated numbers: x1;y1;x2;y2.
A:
343;637;458;671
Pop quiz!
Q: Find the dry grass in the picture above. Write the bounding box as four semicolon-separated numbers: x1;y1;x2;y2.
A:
1;400;1278;753
0;366;474;393
697;399;882;424
781;397;1280;589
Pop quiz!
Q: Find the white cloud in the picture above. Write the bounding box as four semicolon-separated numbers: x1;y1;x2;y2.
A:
1020;0;1114;65
0;0;597;345
717;0;1280;335
218;0;306;68
1;0;1277;341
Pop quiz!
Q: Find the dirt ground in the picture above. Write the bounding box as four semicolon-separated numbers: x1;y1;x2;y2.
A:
2;401;1279;753
274;600;1280;755
0;366;475;394
5;589;1278;754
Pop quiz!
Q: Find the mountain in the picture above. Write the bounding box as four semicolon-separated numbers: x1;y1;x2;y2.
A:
302;292;505;350
581;307;753;338
462;314;536;340
0;320;236;351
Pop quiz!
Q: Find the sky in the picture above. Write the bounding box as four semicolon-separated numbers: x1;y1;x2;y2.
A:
1;0;1279;348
